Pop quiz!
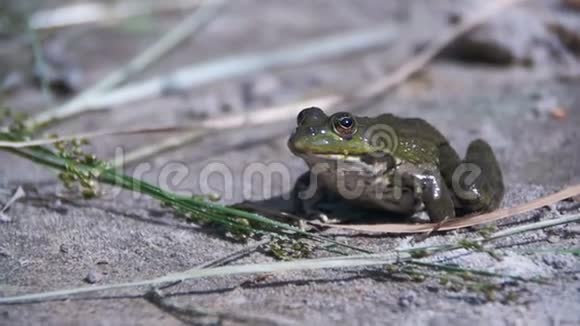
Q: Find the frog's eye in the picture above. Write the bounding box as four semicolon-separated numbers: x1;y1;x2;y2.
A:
332;113;357;138
297;107;325;125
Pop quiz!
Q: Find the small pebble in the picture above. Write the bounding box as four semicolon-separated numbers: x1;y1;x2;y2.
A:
0;247;10;257
447;12;462;25
84;270;103;284
546;235;560;243
59;244;70;254
532;94;560;118
550;107;568;120
398;290;417;308
52;199;68;215
426;285;440;293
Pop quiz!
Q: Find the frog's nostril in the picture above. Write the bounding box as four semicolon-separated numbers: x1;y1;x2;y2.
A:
308;127;316;135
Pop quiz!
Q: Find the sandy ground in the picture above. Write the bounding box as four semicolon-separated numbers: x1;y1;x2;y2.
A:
1;0;580;325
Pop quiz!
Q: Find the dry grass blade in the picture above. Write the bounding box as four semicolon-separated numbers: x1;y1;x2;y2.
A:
0;126;196;148
0;95;341;150
116;95;342;165
0;187;25;222
29;0;204;30
24;0;227;130
0;252;406;304
146;289;299;326
323;184;580;234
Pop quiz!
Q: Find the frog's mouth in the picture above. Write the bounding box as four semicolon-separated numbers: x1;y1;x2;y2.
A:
298;152;362;164
299;152;398;174
304;151;396;164
310;153;365;163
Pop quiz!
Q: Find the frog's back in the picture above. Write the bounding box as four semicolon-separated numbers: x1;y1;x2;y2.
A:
368;114;449;164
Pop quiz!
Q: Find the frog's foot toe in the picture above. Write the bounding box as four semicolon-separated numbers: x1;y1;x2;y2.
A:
408;211;430;223
320;217;344;224
306;212;330;223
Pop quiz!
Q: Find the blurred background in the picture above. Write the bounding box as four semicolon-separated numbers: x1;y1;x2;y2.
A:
1;0;579;198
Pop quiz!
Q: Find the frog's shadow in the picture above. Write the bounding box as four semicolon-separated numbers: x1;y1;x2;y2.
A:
242;192;420;225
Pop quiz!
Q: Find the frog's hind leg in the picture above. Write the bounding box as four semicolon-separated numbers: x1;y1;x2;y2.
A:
455;139;505;214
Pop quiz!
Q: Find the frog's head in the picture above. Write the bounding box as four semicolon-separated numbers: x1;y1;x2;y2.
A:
288;107;396;166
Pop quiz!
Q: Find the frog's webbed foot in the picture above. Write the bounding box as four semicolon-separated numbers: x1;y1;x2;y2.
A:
454;139;505;214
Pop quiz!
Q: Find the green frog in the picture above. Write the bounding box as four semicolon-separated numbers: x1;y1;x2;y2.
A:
288;107;504;223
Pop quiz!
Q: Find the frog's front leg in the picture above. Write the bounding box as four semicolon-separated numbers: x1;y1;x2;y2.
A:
412;171;456;223
291;172;337;224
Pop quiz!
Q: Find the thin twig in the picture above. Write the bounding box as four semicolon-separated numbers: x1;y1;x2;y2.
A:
194;238;271;269
24;0;228;130
145;289;298;326
155;238;271;291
